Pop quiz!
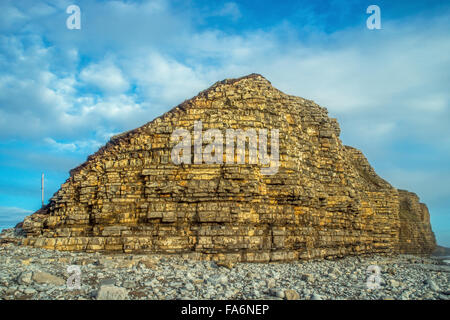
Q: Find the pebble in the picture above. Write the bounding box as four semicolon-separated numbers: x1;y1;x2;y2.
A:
389;279;400;288
301;274;314;283
18;272;32;285
311;293;322;300
284;289;300;300
266;278;276;288
96;285;128;300
426;279;439;292
185;283;194;291
24;288;37;295
32;271;65;286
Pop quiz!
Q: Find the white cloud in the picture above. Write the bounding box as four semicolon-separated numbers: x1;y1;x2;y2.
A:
0;1;448;164
126;52;207;106
0;4;26;31
214;2;241;21
44;137;77;152
0;1;448;149
80;61;129;95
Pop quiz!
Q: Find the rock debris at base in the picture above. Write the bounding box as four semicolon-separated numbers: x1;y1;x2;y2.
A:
0;236;448;300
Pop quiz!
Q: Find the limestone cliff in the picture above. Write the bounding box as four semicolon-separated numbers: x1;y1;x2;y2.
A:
397;190;436;254
20;74;436;261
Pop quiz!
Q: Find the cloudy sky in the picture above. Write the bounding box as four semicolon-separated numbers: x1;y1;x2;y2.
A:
0;0;449;245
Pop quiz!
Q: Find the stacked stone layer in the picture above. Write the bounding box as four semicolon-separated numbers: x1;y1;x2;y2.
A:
397;190;436;254
21;74;436;261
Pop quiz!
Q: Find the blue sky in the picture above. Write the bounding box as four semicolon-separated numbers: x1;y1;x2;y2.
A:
0;0;449;246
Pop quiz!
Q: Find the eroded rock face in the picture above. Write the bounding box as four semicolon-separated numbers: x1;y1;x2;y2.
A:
20;74;436;261
397;190;436;254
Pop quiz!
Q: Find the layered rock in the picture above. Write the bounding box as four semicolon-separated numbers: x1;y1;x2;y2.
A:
20;74;436;261
397;190;436;254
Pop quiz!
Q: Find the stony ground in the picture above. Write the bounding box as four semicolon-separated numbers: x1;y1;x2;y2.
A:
0;229;449;300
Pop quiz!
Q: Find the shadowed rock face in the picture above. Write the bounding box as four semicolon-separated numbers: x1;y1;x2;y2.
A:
20;74;436;261
397;190;436;254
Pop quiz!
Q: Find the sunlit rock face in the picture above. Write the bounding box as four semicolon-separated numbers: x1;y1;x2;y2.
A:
20;74;436;261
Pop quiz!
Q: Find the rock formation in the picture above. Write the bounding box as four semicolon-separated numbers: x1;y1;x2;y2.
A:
20;74;436;261
397;190;436;254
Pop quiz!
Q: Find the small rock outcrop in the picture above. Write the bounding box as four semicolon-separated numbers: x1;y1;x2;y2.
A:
20;74;436;261
433;245;450;256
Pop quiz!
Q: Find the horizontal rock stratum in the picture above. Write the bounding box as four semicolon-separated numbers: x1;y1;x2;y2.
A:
20;74;436;262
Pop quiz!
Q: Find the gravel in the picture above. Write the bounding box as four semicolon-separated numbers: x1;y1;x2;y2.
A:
0;230;449;300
